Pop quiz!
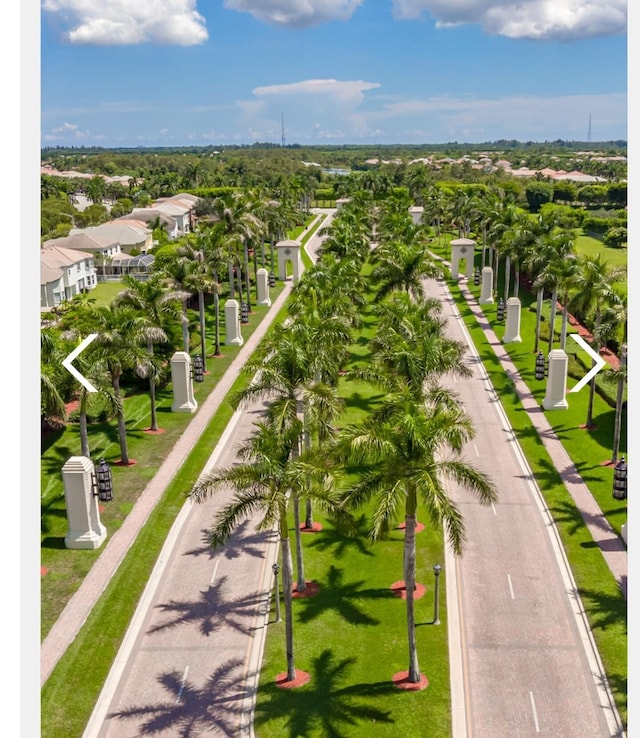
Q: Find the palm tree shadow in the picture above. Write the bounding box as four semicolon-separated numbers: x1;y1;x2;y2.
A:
183;520;277;561
146;575;267;638
306;514;375;559
254;649;395;737
107;658;252;736
296;565;393;626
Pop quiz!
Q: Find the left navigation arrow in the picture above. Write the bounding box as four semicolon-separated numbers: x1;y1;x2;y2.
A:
62;334;99;392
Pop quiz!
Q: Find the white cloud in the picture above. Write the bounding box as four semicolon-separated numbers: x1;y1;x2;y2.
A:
253;78;380;103
223;0;363;29
41;0;208;45
390;0;626;40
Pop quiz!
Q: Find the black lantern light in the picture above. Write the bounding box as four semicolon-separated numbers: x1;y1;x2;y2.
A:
535;351;546;381
241;302;249;324
269;271;276;288
496;297;505;322
473;267;480;286
93;458;114;503
192;354;204;382
612;457;627;500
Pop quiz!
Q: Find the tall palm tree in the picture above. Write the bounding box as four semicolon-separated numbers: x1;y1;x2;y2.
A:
232;318;351;591
190;421;352;683
569;255;626;429
369;239;443;303
114;274;186;431
91;305;166;465
335;386;497;684
40;327;67;423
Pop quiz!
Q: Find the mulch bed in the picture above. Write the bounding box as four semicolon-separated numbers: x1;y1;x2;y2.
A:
292;581;320;598
275;670;311;688
391;581;426;600
392;671;429;691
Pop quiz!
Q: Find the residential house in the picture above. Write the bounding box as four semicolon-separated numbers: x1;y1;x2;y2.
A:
42;231;122;278
117;208;179;240
40;244;96;309
152;193;200;234
71;220;153;255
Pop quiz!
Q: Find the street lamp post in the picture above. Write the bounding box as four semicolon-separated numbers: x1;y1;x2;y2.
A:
433;564;442;625
272;562;282;623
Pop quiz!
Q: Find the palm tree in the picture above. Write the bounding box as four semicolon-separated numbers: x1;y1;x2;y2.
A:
40;327;67;424
114;274;187;431
91;305;166;465
369;239;443;303
190;421;352;683
335;386;497;684
569;255;626;429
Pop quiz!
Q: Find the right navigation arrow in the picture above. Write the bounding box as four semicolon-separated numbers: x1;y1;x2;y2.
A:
568;334;607;393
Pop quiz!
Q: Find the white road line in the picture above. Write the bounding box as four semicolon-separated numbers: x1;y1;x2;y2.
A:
490;502;497;516
529;691;541;732
210;559;220;585
507;574;515;600
473;444;479;457
176;666;189;704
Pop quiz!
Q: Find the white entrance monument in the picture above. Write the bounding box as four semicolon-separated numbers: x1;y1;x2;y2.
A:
62;456;107;550
542;350;569;410
256;268;271;306
479;266;494;304
450;238;476;280
170;351;198;413
276;239;302;282
503;297;522;343
225;298;244;346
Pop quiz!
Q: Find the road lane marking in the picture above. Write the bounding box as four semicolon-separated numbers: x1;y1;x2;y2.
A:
210;559;220;585
176;666;189;703
529;691;541;732
473;444;479;457
507;574;515;600
490;502;497;516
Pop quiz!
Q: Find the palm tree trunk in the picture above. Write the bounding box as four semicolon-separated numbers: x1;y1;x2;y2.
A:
280;531;296;682
243;241;252;312
213;290;221;356
198;290;207;370
403;511;420;683
534;289;543;353
548;290;558;352
181;302;190;353
228;262;235;299
503;255;511;299
149;378;158;431
113;377;129;465
611;344;627;463
79;393;90;458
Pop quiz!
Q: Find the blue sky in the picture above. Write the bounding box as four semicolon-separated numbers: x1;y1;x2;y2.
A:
39;0;629;148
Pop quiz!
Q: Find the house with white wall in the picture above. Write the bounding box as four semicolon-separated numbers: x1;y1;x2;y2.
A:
40;245;96;309
71;221;152;255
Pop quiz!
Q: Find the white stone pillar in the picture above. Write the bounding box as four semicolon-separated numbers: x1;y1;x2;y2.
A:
479;266;494;304
170;351;198;413
542;349;569;410
224;299;244;347
409;206;423;225
256;268;271;306
63;456;106;550
503;297;522;343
